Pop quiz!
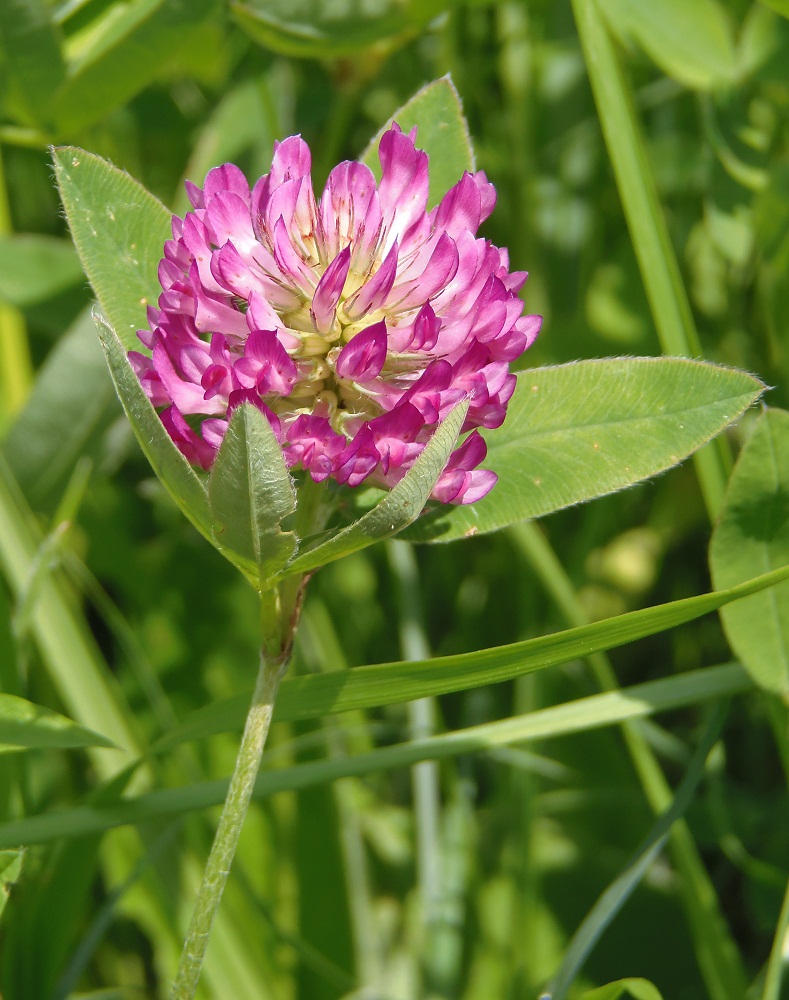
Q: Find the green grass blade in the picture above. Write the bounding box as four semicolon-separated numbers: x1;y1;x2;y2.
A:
0;692;117;752
571;0;729;517
0;662;751;849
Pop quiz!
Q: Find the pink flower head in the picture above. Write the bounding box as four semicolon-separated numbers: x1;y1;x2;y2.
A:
131;124;541;504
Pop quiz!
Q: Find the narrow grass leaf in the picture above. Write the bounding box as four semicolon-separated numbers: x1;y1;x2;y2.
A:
94;314;214;548
208;403;297;582
710;408;789;695
53;146;171;348
360;76;475;208
0;664;749;848
281;399;469;577
543;703;727;1000
406;359;763;543
0;693;117;752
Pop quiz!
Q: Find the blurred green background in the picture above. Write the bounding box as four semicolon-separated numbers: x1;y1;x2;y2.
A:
1;1;789;998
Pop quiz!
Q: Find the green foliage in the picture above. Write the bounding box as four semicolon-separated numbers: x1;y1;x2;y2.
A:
1;0;789;998
710;408;789;695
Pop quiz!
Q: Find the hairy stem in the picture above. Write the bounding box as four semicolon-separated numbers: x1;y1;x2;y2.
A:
169;640;288;1000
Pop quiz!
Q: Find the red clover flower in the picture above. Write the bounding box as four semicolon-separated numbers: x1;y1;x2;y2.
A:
130;124;541;504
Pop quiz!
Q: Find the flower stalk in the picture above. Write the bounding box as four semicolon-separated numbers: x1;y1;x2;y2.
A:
169;583;299;1000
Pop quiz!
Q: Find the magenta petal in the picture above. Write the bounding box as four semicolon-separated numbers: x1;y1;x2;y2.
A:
234;329;298;396
335;321;387;382
160;405;216;469
311;246;351;333
378;124;429;238
270;135;312;186
203;163;251;206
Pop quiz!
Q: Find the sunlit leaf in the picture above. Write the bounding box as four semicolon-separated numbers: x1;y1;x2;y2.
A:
53;146;171;350
710;408;789;695
405;359;764;543
0;692;117;753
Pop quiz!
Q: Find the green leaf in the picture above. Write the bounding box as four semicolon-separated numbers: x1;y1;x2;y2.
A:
710;408;789;695
93;313;214;547
0;849;23;920
360;76;475;209
52;146;172;349
0;663;753;848
580;979;666;1000
545;705;725;1000
0;235;83;307
2;308;118;514
280;399;469;578
0;692;117;752
152;558;784;745
599;0;737;91
51;0;219;133
208;403;297;583
405;358;764;544
230;0;447;59
0;0;66;129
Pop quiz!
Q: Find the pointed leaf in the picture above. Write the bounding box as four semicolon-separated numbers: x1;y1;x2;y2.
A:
94;313;214;546
581;978;666;1000
710;407;789;695
208;403;297;583
360;76;475;209
405;358;764;543
53;146;172;349
280;399;469;578
0;692;117;753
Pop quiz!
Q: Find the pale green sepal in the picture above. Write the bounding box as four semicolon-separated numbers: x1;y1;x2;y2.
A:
360;76;475;209
52;146;171;350
279;399;470;579
208;403;297;586
710;407;789;696
94;313;214;548
406;358;765;543
0;692;117;753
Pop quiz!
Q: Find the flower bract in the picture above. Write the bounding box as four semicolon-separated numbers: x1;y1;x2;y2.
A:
130;124;541;504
